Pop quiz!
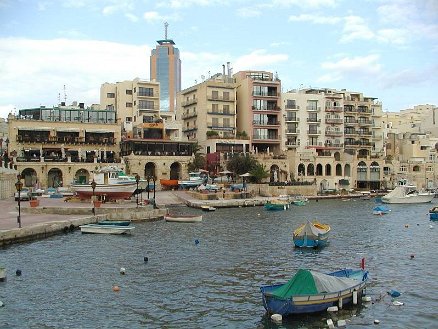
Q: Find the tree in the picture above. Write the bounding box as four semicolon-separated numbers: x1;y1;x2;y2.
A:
187;154;206;172
250;163;270;183
226;154;257;175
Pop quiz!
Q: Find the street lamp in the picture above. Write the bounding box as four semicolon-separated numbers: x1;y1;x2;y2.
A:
153;176;156;202
15;174;23;228
135;174;140;208
91;179;97;216
146;176;151;199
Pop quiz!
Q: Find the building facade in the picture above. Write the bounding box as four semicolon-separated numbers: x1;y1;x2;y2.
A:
150;23;181;118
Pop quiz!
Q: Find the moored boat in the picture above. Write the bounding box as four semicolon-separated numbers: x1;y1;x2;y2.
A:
178;172;206;189
264;199;290;211
79;224;135;235
70;166;137;200
201;205;216;212
373;205;391;215
293;220;330;248
97;220;131;226
260;268;369;316
292;195;309;206
429;206;438;221
160;179;179;190
164;214;203;223
382;179;434;204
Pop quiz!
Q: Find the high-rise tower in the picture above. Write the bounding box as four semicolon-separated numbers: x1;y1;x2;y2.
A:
150;22;181;117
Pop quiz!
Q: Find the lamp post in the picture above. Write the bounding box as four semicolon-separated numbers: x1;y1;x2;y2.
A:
146;176;151;199
153;176;156;200
15;174;23;228
91;179;97;216
135;174;140;208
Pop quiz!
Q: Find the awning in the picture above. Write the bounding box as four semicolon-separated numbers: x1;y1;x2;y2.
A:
56;128;80;132
17;127;52;131
86;129;109;133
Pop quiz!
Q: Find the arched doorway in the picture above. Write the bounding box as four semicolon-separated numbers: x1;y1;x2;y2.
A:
356;161;368;189
48;168;63;188
370;161;381;190
144;162;156;178
316;163;323;176
21;168;38;188
270;165;280;182
307;163;315;176
170;162;181;180
74;169;90;184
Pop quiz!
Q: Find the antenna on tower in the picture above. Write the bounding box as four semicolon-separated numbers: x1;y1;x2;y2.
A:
63;85;67;103
164;22;169;39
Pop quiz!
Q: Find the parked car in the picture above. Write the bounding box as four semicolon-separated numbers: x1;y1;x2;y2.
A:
14;188;32;201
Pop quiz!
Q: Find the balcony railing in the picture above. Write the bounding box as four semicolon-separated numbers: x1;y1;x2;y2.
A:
306;106;321;112
325;130;343;136
325;118;343;124
285;129;300;134
181;98;198;107
325;106;343;112
182;112;197;119
306;118;321;123
307;130;321;135
253;120;280;126
285;116;299;122
207;95;234;101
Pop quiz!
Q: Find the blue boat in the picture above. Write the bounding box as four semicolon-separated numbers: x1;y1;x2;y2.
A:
293;221;330;248
429;206;438;221
260;268;369;316
264;200;289;211
373;205;391;215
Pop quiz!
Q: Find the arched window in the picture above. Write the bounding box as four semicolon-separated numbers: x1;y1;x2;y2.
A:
325;164;332;176
336;163;342;176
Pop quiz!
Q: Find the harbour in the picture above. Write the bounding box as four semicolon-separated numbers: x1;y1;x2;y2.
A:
1;197;437;328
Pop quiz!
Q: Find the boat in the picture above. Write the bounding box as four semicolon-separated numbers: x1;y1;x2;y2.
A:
70;166;138;200
381;179;434;204
292;195;309;206
160;179;179;190
178;172;207;189
373;205;391;215
260;268;369;316
79;224;135;234
264;199;290;211
97;220;132;226
293;220;331;248
201;205;216;212
164;214;203;223
429;206;438;221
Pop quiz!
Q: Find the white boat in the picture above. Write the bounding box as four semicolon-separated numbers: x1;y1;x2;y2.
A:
178;172;206;188
201;205;216;212
79;224;135;234
70;166;138;200
381;179;434;204
164;214;203;223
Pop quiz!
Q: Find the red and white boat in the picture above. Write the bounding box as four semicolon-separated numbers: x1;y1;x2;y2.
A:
70;166;137;200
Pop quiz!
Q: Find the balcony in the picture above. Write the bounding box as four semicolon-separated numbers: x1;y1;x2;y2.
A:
182;127;198;133
207;123;235;131
285;116;299;122
182;112;197;119
207;110;235;116
286;141;299;148
285;105;300;110
253;120;280;126
252;135;279;141
325;130;343;137
252;91;279;97
181;98;198;107
306;106;321;112
207;95;234;102
325;117;343;124
325;106;343;112
344;130;358;136
285;129;300;134
306;118;321;123
307;130;321;135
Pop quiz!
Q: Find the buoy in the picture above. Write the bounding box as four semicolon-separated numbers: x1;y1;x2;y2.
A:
362;296;372;302
353;290;358;305
195;239;200;245
112;285;120;292
16;269;22;276
120;267;126;275
405;224;409;228
270;314;282;323
392;301;404;306
429;225;434;229
144;256;149;262
257;213;260;216
327;319;335;329
388;289;401;298
327;306;338;312
374;319;380;324
337;319;347;327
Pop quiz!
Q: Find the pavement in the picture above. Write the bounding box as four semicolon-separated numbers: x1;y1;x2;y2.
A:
0;190;184;232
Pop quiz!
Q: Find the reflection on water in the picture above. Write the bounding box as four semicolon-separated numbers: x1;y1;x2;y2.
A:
1;199;437;328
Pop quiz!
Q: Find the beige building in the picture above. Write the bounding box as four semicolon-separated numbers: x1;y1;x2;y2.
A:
233;70;283;155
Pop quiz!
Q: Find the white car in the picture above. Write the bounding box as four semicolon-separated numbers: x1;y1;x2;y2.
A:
14;188;32;201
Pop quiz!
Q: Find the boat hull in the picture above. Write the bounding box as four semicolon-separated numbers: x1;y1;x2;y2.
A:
293;221;330;248
382;194;434;204
261;269;368;316
71;182;137;200
164;215;203;223
430;209;438;221
160;179;179;190
79;224;134;234
97;220;131;226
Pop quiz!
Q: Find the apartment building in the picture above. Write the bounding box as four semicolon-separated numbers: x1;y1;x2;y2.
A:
233;71;283;155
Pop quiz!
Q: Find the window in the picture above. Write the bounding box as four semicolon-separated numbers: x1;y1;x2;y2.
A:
138;100;154;109
223;91;230;101
223;118;230;127
212;104;219;112
286;100;296;109
138;87;154;97
400;165;407;172
212;118;219;127
126;102;133;107
125;117;132;122
126;90;132;95
107;93;115;98
212;90;219;99
223;104;230;114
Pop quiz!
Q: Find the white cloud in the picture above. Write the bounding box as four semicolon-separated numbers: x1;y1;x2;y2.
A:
320;54;382;78
288;14;341;24
340;15;374;43
125;13;139;22
156;0;227;9
233;49;288;71
143;11;180;23
272;0;338;8
237;7;262;18
0;38;150;118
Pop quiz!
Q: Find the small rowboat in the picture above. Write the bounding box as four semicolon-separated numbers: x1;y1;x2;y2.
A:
164;214;203;223
293;220;330;248
79;224;134;235
97;220;131;226
201;206;216;212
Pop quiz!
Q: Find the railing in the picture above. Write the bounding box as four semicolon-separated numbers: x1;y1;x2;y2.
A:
306;118;321;123
181;98;198;106
182;112;197;119
285;116;299;121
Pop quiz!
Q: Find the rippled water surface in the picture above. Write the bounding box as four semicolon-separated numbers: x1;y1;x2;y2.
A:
1;199;437;328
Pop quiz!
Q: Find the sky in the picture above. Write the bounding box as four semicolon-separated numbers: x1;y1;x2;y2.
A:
0;0;437;118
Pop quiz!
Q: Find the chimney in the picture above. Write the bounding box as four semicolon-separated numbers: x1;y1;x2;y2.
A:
227;62;231;78
222;64;226;79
